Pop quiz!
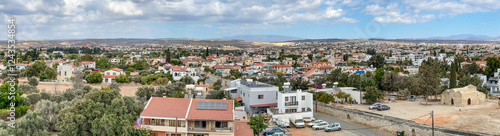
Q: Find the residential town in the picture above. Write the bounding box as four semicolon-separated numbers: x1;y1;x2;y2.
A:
3;0;500;136
1;38;500;136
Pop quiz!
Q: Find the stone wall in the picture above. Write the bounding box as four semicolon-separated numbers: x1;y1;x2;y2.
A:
206;73;230;87
316;102;492;136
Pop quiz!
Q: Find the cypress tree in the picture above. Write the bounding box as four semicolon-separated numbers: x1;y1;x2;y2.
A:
450;62;457;88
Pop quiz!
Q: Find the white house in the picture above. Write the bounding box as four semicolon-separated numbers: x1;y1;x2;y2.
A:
166;66;199;81
79;61;96;70
338;87;365;104
102;68;124;83
267;82;313;118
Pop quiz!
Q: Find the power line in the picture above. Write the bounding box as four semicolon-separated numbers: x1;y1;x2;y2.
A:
342;112;433;131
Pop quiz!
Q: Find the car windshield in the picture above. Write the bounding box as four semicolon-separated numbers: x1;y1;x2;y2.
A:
296;119;304;123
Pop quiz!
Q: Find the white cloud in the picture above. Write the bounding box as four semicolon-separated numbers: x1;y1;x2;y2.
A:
323;7;344;19
107;1;143;16
340;0;361;6
404;0;489;15
373;13;435;24
324;0;339;5
335;17;359;24
364;3;399;16
462;0;500;9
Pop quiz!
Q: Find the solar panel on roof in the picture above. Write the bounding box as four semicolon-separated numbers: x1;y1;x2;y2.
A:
196;102;228;110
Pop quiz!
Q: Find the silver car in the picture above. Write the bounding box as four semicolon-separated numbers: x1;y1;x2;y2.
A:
324;123;342;132
312;122;329;130
307;120;325;127
369;103;382;110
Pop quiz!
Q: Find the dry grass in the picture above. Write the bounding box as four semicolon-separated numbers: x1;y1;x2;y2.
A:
340;100;500;135
37;83;147;97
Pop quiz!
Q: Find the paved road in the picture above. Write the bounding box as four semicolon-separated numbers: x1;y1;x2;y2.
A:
314;113;386;136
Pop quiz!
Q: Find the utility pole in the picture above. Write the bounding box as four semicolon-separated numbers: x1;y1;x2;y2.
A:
257;112;261;135
315;88;318;112
431;110;434;136
175;117;178;136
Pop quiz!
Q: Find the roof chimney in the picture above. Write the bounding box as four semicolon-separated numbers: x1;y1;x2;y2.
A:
162;93;166;98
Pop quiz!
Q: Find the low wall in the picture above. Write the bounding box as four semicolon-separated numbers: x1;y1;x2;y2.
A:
316;102;493;136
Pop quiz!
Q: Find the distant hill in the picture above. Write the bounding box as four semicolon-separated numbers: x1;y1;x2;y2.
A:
424;34;500;41
220;35;303;42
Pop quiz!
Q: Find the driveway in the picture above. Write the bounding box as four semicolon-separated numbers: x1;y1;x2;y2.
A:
314;113;386;136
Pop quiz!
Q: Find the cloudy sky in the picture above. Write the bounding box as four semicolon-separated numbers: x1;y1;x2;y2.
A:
1;0;500;40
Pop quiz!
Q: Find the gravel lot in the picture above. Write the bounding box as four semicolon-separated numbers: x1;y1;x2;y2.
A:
337;99;500;135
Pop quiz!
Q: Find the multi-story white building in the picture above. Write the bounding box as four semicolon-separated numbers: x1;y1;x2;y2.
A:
79;61;96;70
267;83;313;118
164;65;199;81
407;53;424;66
228;79;279;115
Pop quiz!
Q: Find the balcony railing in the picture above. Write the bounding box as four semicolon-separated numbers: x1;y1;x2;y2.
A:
285;101;298;106
189;127;233;133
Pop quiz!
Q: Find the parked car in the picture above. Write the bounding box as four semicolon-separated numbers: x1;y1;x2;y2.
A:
312;122;329;130
303;117;315;122
369;103;382;110
270;132;292;136
376;105;390;111
263;127;286;136
307;120;325;127
290;114;305;128
324;123;342;132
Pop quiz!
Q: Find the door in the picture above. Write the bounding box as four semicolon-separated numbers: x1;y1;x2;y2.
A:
467;98;471;105
451;99;454;105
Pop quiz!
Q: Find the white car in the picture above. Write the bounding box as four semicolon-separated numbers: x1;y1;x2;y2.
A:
303;117;315;122
369;103;382;110
312;122;329;130
307;120;325;127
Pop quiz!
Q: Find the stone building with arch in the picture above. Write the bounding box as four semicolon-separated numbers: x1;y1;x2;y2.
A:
441;85;486;107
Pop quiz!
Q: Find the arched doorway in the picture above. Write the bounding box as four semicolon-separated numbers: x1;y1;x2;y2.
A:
451;99;454;105
468;98;471;105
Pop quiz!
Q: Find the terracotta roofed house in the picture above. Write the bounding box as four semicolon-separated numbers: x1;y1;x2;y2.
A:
140;97;235;136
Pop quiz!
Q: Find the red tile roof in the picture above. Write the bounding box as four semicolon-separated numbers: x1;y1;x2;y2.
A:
141;98;234;121
111;68;123;71
171;66;189;71
235;97;242;102
141;97;191;119
273;64;292;68
234;121;253;136
103;75;117;78
188;99;234;121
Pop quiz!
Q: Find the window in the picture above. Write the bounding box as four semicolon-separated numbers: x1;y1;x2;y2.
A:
285;97;288;101
302;95;305;100
150;119;155;125
285;109;297;113
243;93;245;97
168;120;182;127
258;95;264;99
150;119;162;126
194;121;206;128
64;71;67;76
215;121;228;128
231;89;237;93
